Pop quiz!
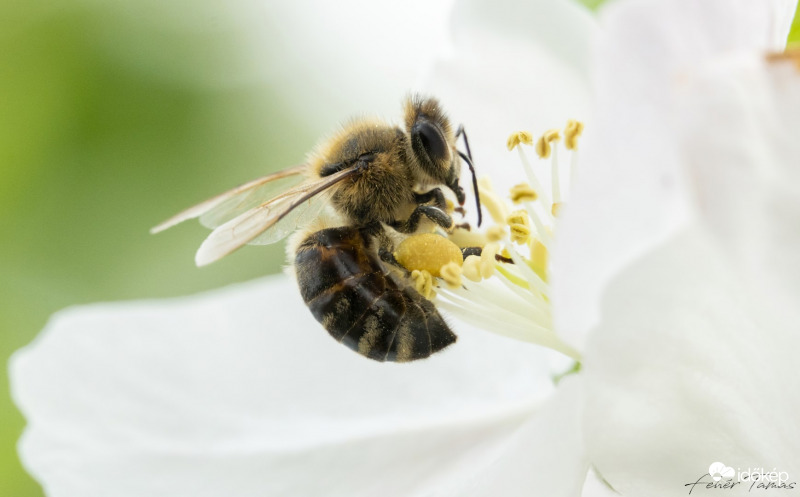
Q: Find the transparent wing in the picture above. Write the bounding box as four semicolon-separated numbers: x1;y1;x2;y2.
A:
194;167;360;266
150;164;307;234
248;193;330;246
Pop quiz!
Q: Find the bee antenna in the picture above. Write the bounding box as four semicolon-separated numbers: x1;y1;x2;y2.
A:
455;125;482;227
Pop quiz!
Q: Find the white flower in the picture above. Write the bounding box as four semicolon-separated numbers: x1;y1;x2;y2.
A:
10;1;800;497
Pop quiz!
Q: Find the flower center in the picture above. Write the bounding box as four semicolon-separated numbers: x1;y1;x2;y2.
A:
396;120;585;362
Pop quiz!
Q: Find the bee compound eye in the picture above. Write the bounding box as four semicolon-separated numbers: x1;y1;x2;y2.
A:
412;121;449;165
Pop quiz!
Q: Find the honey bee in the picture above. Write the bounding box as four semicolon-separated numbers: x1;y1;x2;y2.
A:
152;95;481;362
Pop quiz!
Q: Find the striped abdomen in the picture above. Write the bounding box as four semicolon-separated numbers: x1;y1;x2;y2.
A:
294;226;456;362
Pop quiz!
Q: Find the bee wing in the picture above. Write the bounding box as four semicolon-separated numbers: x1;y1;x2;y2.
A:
150;164;307;234
247;191;329;246
194;166;360;266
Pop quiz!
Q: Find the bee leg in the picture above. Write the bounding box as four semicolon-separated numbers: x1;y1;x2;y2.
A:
460;246;514;264
446;179;466;206
378;249;412;275
414;188;447;210
357;221;407;272
461;247;482;259
390;205;453;234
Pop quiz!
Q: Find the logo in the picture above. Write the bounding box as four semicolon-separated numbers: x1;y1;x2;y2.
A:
684;462;796;494
709;462;735;482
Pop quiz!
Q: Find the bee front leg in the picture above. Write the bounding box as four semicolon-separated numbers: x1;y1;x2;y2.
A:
413;188;447;210
390;205;453;234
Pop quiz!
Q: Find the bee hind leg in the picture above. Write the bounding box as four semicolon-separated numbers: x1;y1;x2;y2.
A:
378;249;412;276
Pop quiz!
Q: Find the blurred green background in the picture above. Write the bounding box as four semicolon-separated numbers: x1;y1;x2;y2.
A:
0;1;316;494
1;0;799;495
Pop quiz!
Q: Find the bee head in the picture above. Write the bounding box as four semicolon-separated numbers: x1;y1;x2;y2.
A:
404;96;461;195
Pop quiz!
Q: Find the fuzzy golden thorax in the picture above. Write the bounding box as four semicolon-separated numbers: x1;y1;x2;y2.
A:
308;118;416;225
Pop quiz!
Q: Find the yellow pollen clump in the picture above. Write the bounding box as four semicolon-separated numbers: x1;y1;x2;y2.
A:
461;255;482;282
445;198;455;214
506;131;534;151
486;225;505;242
411;270;436;299
440;262;463;289
551;202;563;217
509;183;537;203
480;243;499;278
395;233;462;277
507;209;531;245
564;120;584;150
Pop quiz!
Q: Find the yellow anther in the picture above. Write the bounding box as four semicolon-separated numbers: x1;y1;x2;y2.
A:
509;223;530;245
480;243;499;278
544;129;561;142
506;209;530;227
509;183;538;203
394;233;462;277
486;225;505;242
506;131;533;151
507;209;531;245
535;128;561;158
462;255;482;282
534;136;550;158
564;120;584;150
440;262;463;289
411;270;436;299
551;202;563;217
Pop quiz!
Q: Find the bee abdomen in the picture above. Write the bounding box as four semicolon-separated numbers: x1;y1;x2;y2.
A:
295;227;456;362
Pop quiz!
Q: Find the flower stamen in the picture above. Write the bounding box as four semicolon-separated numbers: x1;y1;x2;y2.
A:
565;119;584;188
478;178;510;225
439;262;463;289
509;183;538;203
411;269;436;299
431;121;586;362
541;129;563;205
510;132;554;218
507;210;531;245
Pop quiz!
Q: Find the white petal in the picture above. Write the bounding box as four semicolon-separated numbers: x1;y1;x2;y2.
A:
582;227;800;496
421;0;598;192
11;275;556;497
676;51;800;312
581;469;619;497
552;0;797;349
437;376;589;497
